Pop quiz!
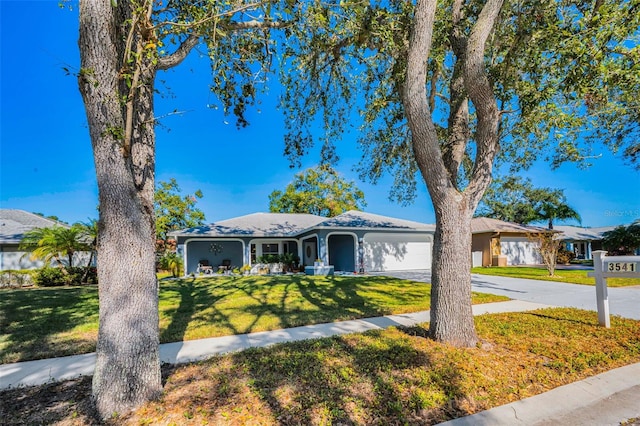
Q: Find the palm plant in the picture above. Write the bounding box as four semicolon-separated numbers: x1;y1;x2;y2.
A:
538;201;582;230
158;252;183;277
75;219;99;282
602;221;640;255
20;226;86;268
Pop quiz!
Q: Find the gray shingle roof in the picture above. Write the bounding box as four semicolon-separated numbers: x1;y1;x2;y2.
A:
553;225;616;241
170;210;436;238
318;210;435;231
0;209;68;244
471;217;547;234
169;212;326;238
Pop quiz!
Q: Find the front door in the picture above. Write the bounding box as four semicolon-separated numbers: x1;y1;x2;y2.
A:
303;241;317;266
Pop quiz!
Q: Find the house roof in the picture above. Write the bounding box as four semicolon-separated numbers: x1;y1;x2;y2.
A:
170;210;435;238
0;209;68;245
317;210;435;231
471;217;547;234
553;225;616;241
170;212;327;238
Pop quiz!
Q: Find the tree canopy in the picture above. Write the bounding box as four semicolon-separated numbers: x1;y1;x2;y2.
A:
282;0;640;192
155;178;205;248
602;220;640;255
477;176;581;228
268;165;366;217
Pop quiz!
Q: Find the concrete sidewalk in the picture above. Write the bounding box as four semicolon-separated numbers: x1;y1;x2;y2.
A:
440;363;640;426
1;300;547;389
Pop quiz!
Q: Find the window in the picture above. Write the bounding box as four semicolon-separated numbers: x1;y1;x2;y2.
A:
262;243;279;255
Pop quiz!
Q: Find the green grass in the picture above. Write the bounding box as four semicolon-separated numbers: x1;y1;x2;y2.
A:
472;266;640;287
3;308;639;425
0;275;508;364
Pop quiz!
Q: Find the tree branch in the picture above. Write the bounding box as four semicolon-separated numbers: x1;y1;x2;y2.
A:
153;2;267;30
157;34;200;70
220;19;288;31
464;0;504;208
403;0;451;203
442;0;470;189
156;19;287;71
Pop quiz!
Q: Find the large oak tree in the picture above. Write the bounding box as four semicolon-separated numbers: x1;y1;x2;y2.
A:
78;0;284;418
282;0;639;347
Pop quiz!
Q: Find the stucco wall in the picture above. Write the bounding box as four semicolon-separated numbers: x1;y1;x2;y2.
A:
0;246;44;270
0;245;94;271
471;233;493;267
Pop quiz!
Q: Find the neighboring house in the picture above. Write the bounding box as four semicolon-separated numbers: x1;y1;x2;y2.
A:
170;210;436;274
554;225;615;260
0;209;94;271
0;209;67;270
471;217;547;267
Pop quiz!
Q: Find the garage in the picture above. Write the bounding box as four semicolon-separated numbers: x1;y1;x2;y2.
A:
364;233;432;272
500;237;542;265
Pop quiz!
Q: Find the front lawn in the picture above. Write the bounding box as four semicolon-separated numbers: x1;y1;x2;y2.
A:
472;266;640;287
0;275;507;364
3;308;640;424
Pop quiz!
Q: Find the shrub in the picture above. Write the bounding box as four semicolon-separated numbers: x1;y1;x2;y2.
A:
35;267;68;287
82;266;98;284
257;254;280;264
34;266;97;287
556;247;576;264
602;221;640;255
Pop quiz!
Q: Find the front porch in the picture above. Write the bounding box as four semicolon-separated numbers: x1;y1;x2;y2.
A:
181;233;358;276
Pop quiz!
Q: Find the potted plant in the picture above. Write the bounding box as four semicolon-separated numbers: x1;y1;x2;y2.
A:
240;264;251;275
279;252;299;273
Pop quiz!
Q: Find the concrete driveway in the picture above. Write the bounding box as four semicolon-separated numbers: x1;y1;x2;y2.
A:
372;270;640;320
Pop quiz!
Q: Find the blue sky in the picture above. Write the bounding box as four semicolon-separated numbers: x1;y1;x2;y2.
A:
1;1;638;228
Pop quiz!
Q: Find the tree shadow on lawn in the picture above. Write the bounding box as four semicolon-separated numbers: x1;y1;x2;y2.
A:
229;275;388;333
159;276;246;341
0;331;467;425
236;329;468;425
160;279;197;343
159;275;430;344
0;286;99;363
290;276;389;321
186;275;382;338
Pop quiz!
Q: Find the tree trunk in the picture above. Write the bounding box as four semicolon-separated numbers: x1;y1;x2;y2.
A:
429;199;477;346
403;0;502;347
79;1;161;418
81;246;95;284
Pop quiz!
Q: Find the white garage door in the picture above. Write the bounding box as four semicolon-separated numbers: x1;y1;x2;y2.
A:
364;233;432;271
500;237;542;265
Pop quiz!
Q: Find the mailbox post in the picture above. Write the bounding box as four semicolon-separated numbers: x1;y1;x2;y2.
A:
590;251;610;327
588;251;640;328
